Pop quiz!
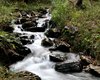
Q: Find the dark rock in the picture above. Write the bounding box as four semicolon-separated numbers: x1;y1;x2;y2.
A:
38;8;47;15
16;46;31;56
20;39;33;45
19;35;33;45
49;20;57;28
49;55;65;62
49;40;70;52
22;21;37;30
20;10;27;17
89;64;100;77
41;38;53;47
49;51;67;62
26;26;46;32
45;28;61;38
20;18;30;24
14;19;21;24
55;44;70;52
4;26;14;33
55;62;83;73
30;35;34;39
20;36;28;39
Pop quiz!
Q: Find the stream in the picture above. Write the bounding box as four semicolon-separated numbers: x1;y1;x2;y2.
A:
9;9;99;80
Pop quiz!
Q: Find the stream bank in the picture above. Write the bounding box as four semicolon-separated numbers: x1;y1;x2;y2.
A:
4;8;99;80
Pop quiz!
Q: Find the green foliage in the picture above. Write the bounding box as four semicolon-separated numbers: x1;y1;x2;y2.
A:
51;0;100;61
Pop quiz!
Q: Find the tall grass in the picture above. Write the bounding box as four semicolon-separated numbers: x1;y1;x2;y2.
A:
51;0;100;62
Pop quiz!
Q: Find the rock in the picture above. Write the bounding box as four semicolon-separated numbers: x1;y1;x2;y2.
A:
19;35;33;45
0;23;14;33
49;20;57;28
27;26;46;32
49;51;67;62
64;26;78;34
16;46;31;56
89;64;100;77
55;62;83;73
20;10;27;17
49;39;70;52
41;38;53;47
45;28;61;38
68;0;83;8
14;19;20;24
49;54;66;62
80;55;94;66
12;71;41;80
30;35;35;39
20;39;33;45
4;26;14;33
20;18;31;24
22;21;37;30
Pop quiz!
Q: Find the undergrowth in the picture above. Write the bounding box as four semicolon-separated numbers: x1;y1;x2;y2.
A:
51;0;100;62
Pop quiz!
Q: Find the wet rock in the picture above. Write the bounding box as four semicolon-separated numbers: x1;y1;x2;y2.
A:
68;0;83;8
45;28;61;38
19;36;33;45
37;9;48;17
49;40;70;52
30;35;35;39
0;46;29;66
20;10;27;17
22;21;37;30
12;71;41;80
41;38;53;47
89;64;100;77
27;26;46;32
14;19;20;24
20;39;33;45
20;18;31;24
55;62;83;73
49;54;66;62
16;46;31;56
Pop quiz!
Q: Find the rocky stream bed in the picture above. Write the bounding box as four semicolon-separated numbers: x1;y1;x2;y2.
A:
1;8;100;80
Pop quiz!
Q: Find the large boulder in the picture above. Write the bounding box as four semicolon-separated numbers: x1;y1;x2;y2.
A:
41;38;53;47
0;35;31;66
45;28;61;38
20;36;34;45
49;39;70;52
49;52;67;62
55;62;83;73
22;21;37;30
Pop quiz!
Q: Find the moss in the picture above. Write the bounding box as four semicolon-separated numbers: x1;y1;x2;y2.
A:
0;66;39;80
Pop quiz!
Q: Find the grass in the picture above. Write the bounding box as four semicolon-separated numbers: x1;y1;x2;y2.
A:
0;0;100;75
51;0;100;63
0;0;51;23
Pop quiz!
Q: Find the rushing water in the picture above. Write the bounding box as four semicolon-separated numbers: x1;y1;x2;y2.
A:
10;10;99;80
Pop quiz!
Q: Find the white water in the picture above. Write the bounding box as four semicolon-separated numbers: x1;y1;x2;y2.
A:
10;10;99;80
